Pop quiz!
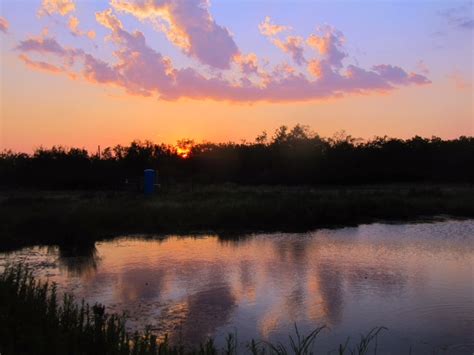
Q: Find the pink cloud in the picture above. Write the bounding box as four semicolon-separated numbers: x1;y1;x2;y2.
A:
272;36;306;65
344;65;393;92
259;16;291;36
258;17;306;66
307;26;346;69
96;8;123;32
68;15;80;33
68;16;96;39
16;36;68;56
234;53;259;74
38;0;76;17
372;65;431;85
0;16;9;33
110;0;239;69
307;59;323;78
94;10;175;95
15;35;85;79
83;54;119;84
16;10;431;103
18;54;63;73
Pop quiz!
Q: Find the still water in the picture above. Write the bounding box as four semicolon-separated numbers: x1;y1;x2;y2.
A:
1;220;473;354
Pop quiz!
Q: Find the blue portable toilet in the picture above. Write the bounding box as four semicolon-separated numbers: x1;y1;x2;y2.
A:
144;169;156;195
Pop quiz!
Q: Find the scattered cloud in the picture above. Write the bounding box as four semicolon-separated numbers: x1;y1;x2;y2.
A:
15;6;431;103
16;35;84;75
68;15;80;34
372;65;431;86
87;31;97;40
96;8;123;32
17;36;69;56
259;16;291;36
18;54;63;73
110;0;239;69
272;36;306;65
273;63;295;76
307;26;346;69
258;17;305;65
68;16;96;39
82;54;120;84
15;29;430;102
38;0;76;17
439;4;474;30
307;59;323;78
0;16;9;33
234;53;259;74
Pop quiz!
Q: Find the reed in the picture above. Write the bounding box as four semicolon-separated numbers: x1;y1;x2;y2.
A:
1;264;389;355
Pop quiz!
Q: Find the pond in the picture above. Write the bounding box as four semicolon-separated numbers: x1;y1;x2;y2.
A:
1;220;473;354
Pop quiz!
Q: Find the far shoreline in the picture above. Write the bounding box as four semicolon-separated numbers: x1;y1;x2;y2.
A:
1;183;473;251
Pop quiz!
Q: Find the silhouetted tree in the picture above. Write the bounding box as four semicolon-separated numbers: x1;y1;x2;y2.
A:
0;125;472;189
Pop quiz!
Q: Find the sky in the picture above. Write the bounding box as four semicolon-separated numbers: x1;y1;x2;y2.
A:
0;0;472;152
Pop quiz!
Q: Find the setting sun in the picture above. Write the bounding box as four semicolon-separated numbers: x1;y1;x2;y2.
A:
176;146;191;159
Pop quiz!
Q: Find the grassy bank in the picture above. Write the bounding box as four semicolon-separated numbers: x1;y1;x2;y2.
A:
0;264;386;355
1;184;473;249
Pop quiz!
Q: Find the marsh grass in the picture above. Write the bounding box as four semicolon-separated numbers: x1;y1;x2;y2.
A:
0;264;158;355
1;265;388;355
1;184;473;249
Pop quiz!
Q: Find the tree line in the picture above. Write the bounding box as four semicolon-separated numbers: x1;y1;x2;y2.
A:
1;125;473;189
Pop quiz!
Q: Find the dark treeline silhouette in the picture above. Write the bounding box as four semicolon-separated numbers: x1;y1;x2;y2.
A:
1;125;473;189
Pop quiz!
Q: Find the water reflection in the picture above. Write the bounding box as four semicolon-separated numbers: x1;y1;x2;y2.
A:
116;267;167;302
55;243;100;277
1;220;473;354
173;284;236;345
316;262;344;325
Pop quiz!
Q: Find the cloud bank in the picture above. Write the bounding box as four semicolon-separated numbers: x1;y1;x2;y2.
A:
14;2;430;103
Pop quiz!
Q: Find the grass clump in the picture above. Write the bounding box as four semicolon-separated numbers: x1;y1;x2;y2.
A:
0;264;158;355
0;265;389;355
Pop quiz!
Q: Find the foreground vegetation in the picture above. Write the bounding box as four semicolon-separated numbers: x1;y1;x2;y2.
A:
0;264;388;354
0;184;473;249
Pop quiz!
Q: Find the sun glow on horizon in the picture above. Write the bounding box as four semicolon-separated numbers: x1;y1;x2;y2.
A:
0;0;472;151
176;147;191;159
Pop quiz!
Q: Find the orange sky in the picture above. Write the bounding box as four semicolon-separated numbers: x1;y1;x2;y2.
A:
0;0;472;152
2;51;471;153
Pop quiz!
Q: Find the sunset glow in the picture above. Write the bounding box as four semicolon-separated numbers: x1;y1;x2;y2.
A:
176;146;190;159
0;0;472;152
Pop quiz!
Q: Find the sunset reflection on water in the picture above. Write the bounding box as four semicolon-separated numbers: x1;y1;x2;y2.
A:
2;220;473;354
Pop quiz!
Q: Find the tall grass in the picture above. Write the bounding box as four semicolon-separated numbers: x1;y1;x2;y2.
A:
0;265;388;355
0;264;158;355
1;184;473;249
